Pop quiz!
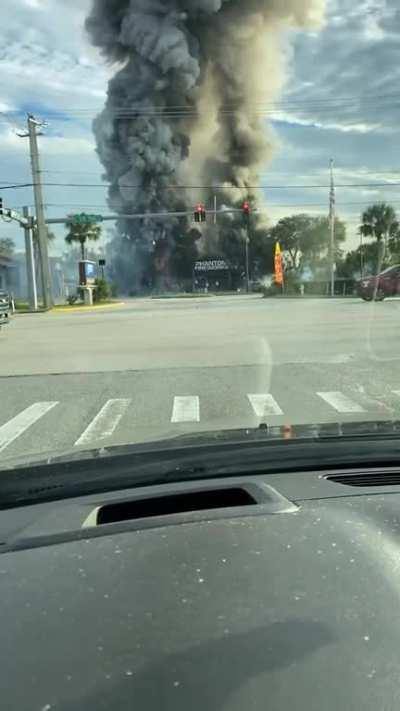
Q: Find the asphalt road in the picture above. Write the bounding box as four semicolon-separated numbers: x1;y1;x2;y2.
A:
1;294;400;465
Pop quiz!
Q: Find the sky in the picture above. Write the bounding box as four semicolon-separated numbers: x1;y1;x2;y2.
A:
1;0;400;255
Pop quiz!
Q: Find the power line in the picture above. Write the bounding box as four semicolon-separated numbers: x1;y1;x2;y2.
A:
3;181;400;191
9;91;400;112
5;91;400;122
3;169;400;184
0;183;34;190
25;181;400;189
10;199;400;211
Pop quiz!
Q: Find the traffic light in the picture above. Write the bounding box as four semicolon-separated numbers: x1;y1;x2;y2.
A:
194;203;206;223
242;201;250;216
0;198;3;216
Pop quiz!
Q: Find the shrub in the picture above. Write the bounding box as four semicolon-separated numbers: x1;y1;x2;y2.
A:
94;278;111;302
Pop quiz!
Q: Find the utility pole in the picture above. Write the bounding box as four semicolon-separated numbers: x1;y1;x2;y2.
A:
22;206;38;311
329;158;336;298
242;202;251;294
245;234;250;294
18;115;53;308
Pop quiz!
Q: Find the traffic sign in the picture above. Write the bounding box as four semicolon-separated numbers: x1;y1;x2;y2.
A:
67;213;103;226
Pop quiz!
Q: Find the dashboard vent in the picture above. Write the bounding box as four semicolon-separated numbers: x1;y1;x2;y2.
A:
328;471;400;487
96;487;257;526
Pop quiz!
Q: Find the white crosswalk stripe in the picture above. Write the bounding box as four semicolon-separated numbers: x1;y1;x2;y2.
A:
0;402;59;453
317;391;366;414
171;396;200;423
247;394;283;417
75;399;131;447
0;388;386;458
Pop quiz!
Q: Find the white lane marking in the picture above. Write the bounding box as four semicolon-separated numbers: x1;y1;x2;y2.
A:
317;392;366;413
75;399;131;447
248;394;283;417
0;402;59;454
171;396;200;423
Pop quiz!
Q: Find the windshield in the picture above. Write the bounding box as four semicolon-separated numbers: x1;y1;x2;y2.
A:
379;266;398;276
1;0;400;468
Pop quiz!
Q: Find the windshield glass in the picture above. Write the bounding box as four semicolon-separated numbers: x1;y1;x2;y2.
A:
380;266;398;276
1;0;400;468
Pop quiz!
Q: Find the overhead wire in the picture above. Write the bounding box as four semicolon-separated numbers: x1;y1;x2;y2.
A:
4;91;400;121
2;181;400;191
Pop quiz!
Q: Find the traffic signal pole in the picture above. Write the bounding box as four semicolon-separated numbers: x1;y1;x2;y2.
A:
0;201;38;311
329;159;336;298
23;206;38;311
245;232;250;294
242;202;251;294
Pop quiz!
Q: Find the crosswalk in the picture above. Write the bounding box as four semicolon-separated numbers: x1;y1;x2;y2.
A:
0;402;59;454
74;399;131;447
0;389;399;457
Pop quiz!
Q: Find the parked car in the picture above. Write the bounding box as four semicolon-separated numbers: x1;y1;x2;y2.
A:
358;265;400;301
0;289;11;330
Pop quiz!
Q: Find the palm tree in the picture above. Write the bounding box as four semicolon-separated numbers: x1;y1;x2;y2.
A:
359;203;400;272
360;203;399;241
65;220;102;260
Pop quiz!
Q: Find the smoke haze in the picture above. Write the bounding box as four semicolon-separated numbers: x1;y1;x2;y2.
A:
86;0;325;290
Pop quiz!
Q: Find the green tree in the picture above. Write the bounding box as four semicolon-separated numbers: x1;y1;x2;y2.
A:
359;203;400;268
0;238;15;257
65;219;102;260
360;203;399;242
337;242;382;280
269;214;346;275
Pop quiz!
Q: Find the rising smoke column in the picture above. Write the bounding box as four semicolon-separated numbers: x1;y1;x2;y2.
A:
86;0;325;290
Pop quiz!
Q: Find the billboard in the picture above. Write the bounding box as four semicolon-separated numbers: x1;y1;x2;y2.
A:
79;261;97;286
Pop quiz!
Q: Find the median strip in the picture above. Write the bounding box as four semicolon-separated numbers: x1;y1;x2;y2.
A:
50;302;125;314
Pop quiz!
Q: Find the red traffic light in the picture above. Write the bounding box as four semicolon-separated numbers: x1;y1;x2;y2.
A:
194;203;206;223
242;201;250;214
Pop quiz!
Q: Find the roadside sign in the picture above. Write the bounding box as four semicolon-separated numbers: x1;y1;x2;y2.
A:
79;260;97;286
67;213;103;226
194;259;229;272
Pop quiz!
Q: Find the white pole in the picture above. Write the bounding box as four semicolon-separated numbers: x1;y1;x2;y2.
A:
23;206;38;311
329;159;336;298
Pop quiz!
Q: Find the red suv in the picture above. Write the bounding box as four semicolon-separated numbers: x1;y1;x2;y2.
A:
358;265;400;301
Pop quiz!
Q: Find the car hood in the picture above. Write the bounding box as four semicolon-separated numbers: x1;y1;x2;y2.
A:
1;490;399;710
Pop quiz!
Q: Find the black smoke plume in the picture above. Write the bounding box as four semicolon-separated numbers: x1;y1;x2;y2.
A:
86;0;325;291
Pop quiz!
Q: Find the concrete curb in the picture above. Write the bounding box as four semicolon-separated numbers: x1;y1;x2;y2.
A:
49;302;126;314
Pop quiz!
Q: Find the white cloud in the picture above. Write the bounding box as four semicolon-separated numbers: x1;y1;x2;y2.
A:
272;111;383;134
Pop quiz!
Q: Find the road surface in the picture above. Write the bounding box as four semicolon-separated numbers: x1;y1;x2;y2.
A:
1;294;400;464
